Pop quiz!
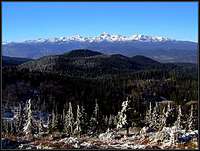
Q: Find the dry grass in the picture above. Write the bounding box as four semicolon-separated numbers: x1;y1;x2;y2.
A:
2;132;198;149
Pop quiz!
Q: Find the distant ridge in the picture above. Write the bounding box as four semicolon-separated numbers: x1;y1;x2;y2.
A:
4;32;174;44
2;33;197;63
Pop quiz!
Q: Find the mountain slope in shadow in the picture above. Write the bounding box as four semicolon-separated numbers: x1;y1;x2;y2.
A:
17;49;181;77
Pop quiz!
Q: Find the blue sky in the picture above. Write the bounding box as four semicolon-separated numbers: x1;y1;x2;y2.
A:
2;2;198;42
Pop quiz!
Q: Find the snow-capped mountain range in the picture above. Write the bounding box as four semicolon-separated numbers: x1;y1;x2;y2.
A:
2;32;197;63
5;32;173;44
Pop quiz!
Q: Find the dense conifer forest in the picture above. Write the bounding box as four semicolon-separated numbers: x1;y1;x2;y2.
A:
2;49;198;149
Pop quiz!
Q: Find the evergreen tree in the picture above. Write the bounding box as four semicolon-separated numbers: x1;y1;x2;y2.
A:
89;99;99;134
108;114;115;128
80;105;88;134
116;98;129;129
74;105;82;137
62;103;67;125
145;102;152;127
104;115;108;127
113;115;118;127
165;102;173;127
46;113;50;133
94;99;99;122
150;102;159;129
159;106;166;129
188;104;194;131
51;109;56;130
14;103;22;133
23;99;34;135
50;106;59;132
64;102;74;136
174;105;182;130
38;112;44;134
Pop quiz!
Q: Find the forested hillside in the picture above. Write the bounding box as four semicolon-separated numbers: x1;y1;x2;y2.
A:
2;49;198;149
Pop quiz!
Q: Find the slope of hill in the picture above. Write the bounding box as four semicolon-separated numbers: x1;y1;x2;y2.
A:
131;55;161;66
63;49;102;57
17;49;177;78
2;56;33;66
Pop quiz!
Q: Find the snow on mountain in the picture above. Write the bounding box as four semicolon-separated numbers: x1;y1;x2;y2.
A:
2;41;9;45
14;32;173;44
3;32;196;63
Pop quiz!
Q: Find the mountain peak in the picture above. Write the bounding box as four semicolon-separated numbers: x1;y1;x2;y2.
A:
100;32;110;36
9;33;174;44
